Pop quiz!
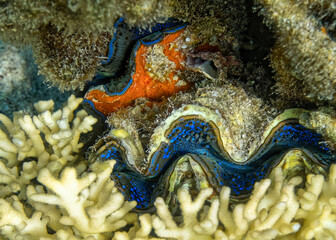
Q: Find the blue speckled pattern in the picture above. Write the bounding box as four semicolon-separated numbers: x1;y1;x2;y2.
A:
96;116;336;211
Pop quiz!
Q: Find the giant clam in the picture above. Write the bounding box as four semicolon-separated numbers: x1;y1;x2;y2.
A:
84;19;336;212
87;87;336;212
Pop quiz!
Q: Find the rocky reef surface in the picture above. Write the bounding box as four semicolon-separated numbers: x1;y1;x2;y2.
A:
0;41;70;118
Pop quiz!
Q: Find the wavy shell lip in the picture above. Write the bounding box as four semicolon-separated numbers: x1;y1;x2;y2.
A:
89;104;336;211
278;149;327;183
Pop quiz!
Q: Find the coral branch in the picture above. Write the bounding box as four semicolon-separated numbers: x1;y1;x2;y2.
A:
31;160;136;235
0;95;97;199
152;188;219;240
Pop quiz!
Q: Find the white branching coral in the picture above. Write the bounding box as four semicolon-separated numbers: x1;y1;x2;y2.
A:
30;160;137;239
0;95;97;199
0;96;137;239
110;165;336;240
0;195;50;239
113;214;155;240
115;165;336;240
0;160;137;240
295;165;336;240
153;188;220;240
217;169;302;240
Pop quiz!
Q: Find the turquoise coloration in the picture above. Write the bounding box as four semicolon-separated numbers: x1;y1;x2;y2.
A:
97;116;336;211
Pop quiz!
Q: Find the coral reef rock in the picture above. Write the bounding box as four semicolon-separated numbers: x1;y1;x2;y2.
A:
0;43;27;97
0;0;167;90
256;0;336;105
0;0;247;90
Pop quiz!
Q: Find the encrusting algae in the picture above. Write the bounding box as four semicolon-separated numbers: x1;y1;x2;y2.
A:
0;0;168;90
255;0;336;105
0;0;246;91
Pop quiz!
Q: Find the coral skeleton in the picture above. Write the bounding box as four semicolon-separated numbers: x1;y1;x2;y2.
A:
0;96;136;239
0;95;97;201
114;165;336;240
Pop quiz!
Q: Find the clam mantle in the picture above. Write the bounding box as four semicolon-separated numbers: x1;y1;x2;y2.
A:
89;88;336;211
